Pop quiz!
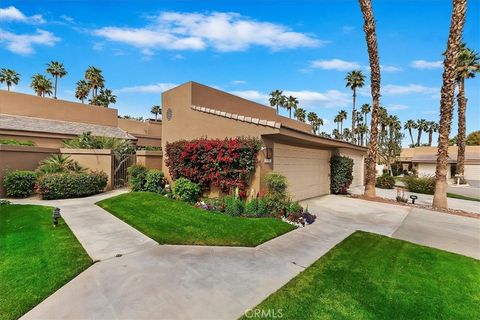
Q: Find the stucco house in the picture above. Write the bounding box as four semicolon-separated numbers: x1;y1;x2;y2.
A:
399;146;480;186
161;82;366;200
0;82;367;200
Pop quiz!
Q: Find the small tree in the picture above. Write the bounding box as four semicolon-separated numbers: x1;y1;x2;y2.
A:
330;155;354;194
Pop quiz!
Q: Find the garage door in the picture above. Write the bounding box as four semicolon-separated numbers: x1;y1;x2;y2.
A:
273;143;330;200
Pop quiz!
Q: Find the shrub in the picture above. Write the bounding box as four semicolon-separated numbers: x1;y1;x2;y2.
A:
144;169;166;193
3;170;36;198
173;178;201;203
264;172;288;195
376;174;396;189
127;165;148;191
403;176;435;195
38;171;108;200
330;155;354;194
0;139;35;146
165;137;261;193
0;199;11;205
36;154;85;176
243;198;270;217
223;195;244;216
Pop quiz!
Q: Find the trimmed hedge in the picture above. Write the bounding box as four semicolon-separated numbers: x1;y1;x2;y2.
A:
376;174;396;189
3;170;36;198
330;155;354;194
38;171;108;200
403;176;435;195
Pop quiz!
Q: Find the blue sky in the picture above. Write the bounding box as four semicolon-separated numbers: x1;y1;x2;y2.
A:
1;0;479;145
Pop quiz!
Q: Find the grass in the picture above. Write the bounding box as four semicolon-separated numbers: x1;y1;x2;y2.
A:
447;193;480;202
97;192;295;247
242;231;480;320
0;205;91;320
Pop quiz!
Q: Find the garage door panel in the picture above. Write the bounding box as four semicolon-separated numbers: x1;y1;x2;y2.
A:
273;143;330;200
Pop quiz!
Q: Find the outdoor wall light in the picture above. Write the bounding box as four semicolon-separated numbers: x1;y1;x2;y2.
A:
265;148;273;160
53;207;61;227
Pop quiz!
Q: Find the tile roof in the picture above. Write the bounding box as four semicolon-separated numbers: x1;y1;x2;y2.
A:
0;114;136;140
190;105;281;129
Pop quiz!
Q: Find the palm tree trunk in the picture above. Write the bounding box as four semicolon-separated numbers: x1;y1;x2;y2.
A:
456;78;467;176
351;89;356;143
417;129;422;146
54;76;58;99
433;0;467;210
408;128;414;146
289;108;292;118
359;0;381;198
428;131;433;146
7;84;11;91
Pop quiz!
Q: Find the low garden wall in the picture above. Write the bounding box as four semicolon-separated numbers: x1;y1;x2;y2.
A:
59;148;114;190
0;145;59;196
136;150;163;170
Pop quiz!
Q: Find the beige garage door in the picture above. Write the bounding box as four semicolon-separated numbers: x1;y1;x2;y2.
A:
273;143;330;200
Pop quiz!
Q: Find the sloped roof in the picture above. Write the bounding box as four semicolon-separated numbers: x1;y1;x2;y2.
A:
190;105;281;128
0;114;136;140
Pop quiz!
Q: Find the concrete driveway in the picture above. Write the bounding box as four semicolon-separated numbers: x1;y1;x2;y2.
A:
18;194;479;320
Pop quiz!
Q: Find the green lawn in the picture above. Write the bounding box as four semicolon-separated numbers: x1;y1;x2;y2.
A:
447;193;480;202
0;205;91;320
242;231;480;320
97;192;295;247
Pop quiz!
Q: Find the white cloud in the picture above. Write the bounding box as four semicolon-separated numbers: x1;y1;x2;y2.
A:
231;89;350;108
342;25;354;33
310;59;361;71
115;82;178;94
388;104;409;111
231;80;246;84
0;6;45;24
411;60;443;69
172;53;185;60
0;28;59;55
60;15;74;23
93;11;322;54
382;84;438;95
381;65;402;72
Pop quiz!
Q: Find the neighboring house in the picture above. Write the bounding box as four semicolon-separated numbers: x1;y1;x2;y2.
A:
162;82;366;200
0;90;161;148
399;146;480;186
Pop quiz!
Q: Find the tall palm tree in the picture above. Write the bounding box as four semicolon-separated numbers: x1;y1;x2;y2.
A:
343;128;351;141
85;66;104;98
315;117;324;134
294;107;306;122
307;112;318;134
151;105;162;121
455;44;480;176
286;95;298;119
361;103;371;126
91;88;116;107
0;68;20;91
403;120;417;147
269;90;283;114
427;121;439;146
358;0;381;198
416;119;428;146
358;124;368;146
46;61;67;99
30;74;53;97
338;110;348;132
345;70;366;144
75;80;90;103
433;0;467;210
332;128;340;139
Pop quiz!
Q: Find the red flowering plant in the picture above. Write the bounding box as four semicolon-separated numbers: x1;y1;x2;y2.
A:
165;137;261;195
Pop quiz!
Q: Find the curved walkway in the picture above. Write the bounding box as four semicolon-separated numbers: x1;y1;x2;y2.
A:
8;192;479;320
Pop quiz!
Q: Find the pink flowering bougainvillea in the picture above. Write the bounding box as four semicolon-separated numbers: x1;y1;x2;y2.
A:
165;137;261;194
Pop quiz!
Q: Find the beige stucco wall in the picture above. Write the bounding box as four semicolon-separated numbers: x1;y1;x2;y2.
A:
136;150;163;170
0;90;118;126
0;145;58;196
416;163;451;179
464;164;480;186
60;148;113;190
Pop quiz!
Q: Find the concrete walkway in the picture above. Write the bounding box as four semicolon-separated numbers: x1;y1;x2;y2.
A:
11;189;157;261
11;193;479;320
350;186;480;214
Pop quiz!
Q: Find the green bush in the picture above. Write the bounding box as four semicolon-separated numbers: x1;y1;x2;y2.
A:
0;139;35;146
223;195;244;216
173;178;201;203
36;154;85;176
376;174;396;189
38;171;108;200
265;172;288;195
0;199;12;205
330;155;354;194
3;170;36;198
127;165;148;191
144;169;166;193
403;176;435;195
244;198;270;217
